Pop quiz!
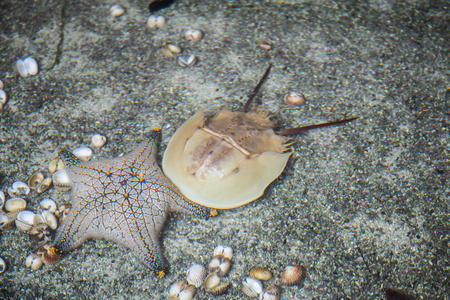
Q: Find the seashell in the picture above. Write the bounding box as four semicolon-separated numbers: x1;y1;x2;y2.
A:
48;157;64;174
259;284;280;300
204;273;229;295
0;257;6;274
163;42;181;54
72;146;93;161
257;40;274;51
250;267;273;281
54;203;71;223
185;29;203;42
41;210;58;230
0;89;6;106
178;55;196;67
37;177;52;194
284;92;306;107
4;197;26;212
222;246;233;260
208;256;220;271
178;284;196;300
25;253;43;271
39;242;62;265
155;15;166;28
28;172;44;190
15;210;36;231
24;57;38;76
280;264;305;286
110;4;125;17
52;169;72;191
169;279;187;299
8;181;30;197
0;190;5;210
29;222;54;244
16;59;29;77
0;211;19;230
186;263;206;288
242;277;263;297
0;79;3;89
213;245;225;257
147;14;165;28
40;198;57;213
91;134;107;148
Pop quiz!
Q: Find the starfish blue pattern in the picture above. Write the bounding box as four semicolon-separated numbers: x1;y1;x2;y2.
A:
43;129;212;277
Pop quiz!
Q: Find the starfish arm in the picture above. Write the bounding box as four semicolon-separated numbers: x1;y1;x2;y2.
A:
163;185;211;218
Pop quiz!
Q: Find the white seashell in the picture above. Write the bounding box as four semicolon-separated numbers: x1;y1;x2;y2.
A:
222;246;233;260
72;146;93;161
0;79;3;89
40;198;57;213
41;210;58;230
242;277;263;297
186;263;206;288
168;279;187;299
204;273;230;295
0;89;6;105
37;177;52;194
110;5;125;17
15;210;36;231
259;284;280;300
28;172;44;190
284;91;306;107
218;258;231;276
163;42;181;54
156;15;165;28
52;169;72;191
208;256;221;271
8;181;30;197
0;212;9;229
24;57;38;76
48;158;65;174
0;257;6;274
4;197;26;212
25;253;43;271
0;211;18;230
147;15;157;28
33;213;45;225
213;245;225;257
16;59;28;77
178;55;196;67
91;134;107;148
0;190;4;210
185;29;203;42
178;284;195;300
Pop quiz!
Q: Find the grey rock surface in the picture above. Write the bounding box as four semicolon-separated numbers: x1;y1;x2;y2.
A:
0;0;448;299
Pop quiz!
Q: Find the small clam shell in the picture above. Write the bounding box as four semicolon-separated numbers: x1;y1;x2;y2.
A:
110;4;125;17
37;177;52;194
169;279;187;299
213;245;225;257
258;40;274;51
155;15;165;28
0;213;10;229
72;146;93;161
242;277;263;297
8;181;30;197
25;253;43;271
40;198;57;213
208;256;220;271
250;267;273;281
15;210;36;231
0;257;6;274
178;55;196;67
217;258;231;277
284;92;306;107
186;263;206;288
185;29;203;42
147;15;165;28
0;89;7;105
280;264;305;286
52;169;72;191
178;284;195;300
55;203;71;222
91;134;107;148
0;190;5;210
16;59;28;77
28;172;44;190
204;273;230;295
163;42;181;54
23;57;38;76
41;210;58;230
4;197;26;212
0;211;19;230
48;158;64;174
222;246;233;260
0;79;3;89
259;284;280;300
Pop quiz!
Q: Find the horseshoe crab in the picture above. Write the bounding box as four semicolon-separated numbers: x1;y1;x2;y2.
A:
162;64;357;209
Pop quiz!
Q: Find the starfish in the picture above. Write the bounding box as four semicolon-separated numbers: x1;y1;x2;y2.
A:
42;129;212;277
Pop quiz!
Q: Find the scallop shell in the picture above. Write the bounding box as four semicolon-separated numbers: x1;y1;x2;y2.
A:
178;284;195;300
54;203;71;223
280;264;305;286
0;211;19;230
4;197;26;212
250;267;273;281
52;169;72;191
0;257;6;274
242;277;263;297
41;210;58;230
169;279;187;299
204;273;230;295
259;284;280;300
72;146;93;161
40;198;57;213
186;263;206;288
162;107;292;209
28;172;44;190
15;210;36;231
37;177;52;193
284;92;306;107
8;181;30;197
48;158;64;174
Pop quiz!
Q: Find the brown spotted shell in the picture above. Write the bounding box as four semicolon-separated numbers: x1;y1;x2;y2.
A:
162;107;292;209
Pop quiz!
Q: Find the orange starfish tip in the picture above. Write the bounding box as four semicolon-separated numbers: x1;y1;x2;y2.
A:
210;209;218;217
157;270;165;278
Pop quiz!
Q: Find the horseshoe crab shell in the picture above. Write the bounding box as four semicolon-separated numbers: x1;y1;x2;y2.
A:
162;107;292;209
